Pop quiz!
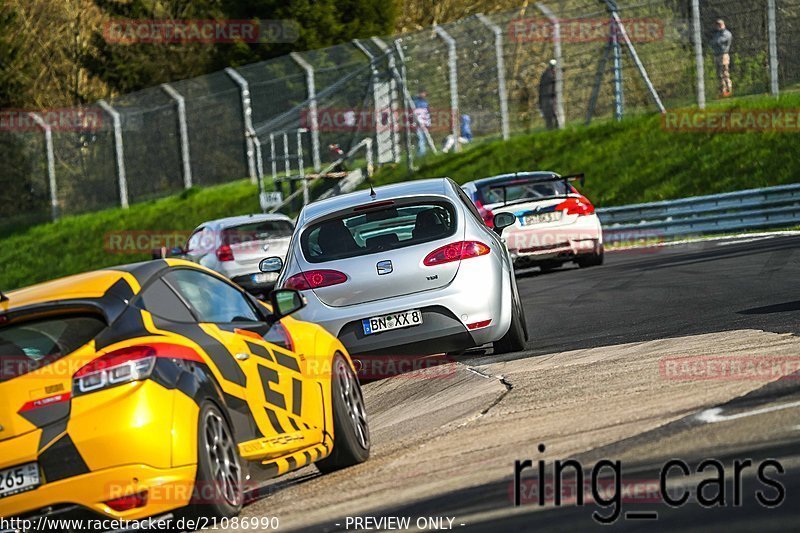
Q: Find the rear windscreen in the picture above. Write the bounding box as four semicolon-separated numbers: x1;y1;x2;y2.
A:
480;180;570;205
301;202;457;263
0;315;106;382
223;220;294;245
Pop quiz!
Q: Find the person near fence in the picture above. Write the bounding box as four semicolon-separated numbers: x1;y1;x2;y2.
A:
711;19;733;97
538;59;558;129
442;114;472;153
412;89;431;156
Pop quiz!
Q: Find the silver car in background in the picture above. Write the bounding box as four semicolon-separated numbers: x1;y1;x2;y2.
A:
262;178;528;356
183;214;294;295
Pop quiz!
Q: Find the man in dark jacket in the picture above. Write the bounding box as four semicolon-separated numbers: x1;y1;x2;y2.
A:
538;59;558;129
711;19;733;97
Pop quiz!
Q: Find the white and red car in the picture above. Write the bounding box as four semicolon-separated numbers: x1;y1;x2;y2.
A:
462;172;603;271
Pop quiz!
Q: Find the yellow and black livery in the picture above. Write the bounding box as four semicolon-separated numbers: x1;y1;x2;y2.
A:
0;259;369;523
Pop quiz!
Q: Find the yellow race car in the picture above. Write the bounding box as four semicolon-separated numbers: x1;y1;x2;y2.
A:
0;259;369;524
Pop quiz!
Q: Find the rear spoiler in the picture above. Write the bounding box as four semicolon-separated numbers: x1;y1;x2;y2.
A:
561;173;586;187
489;173;586;206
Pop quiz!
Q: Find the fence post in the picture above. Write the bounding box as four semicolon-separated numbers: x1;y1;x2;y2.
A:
691;0;706;109
434;25;460;152
160;83;193;188
290;52;321;172
611;19;624;121
269;133;277;182
297;129;308;206
97;100;129;209
477;14;512;137
532;4;564;129
28;113;58;220
767;0;779;96
249;128;264;198
353;39;379;152
371;37;403;162
224;67;257;184
608;9;666;113
392;39;415;170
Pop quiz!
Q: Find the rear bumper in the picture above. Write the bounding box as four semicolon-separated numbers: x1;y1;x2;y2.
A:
511;239;600;264
505;215;602;263
291;252;513;355
337;306;476;355
0;380;200;522
0;463;197;522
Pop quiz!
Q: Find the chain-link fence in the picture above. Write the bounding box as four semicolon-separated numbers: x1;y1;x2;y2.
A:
2;0;798;230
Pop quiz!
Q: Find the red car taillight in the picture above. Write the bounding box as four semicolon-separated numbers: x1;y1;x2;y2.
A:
105;491;148;512
284;270;348;291
73;344;202;395
216;244;234;262
423;241;491;266
475;200;494;228
556;197;595;216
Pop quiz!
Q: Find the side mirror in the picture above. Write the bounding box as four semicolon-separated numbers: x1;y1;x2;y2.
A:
259;256;284;273
269;289;306;320
492;212;516;235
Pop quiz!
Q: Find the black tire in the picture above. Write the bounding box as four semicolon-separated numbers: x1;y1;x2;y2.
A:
577;246;604;268
494;283;528;354
190;402;243;518
316;354;370;474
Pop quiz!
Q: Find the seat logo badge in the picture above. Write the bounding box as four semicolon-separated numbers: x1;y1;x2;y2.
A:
262;243;270;252
377;260;393;275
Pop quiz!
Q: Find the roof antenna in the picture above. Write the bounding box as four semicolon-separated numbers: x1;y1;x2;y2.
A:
368;176;377;199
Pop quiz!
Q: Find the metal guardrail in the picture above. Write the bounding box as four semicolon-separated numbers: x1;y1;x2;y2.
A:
597;184;800;241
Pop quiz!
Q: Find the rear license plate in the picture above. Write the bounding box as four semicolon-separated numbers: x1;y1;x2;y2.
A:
252;272;278;284
0;463;40;499
362;310;423;335
524;211;562;225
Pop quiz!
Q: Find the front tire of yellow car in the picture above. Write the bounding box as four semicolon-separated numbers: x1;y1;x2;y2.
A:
190;402;244;519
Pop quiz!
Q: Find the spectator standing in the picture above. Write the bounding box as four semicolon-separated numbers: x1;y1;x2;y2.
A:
412;89;431;156
711;19;733;97
538;59;558;129
442;114;472;153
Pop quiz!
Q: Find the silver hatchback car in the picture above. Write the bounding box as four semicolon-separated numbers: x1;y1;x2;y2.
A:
182;214;294;295
262;178;528;356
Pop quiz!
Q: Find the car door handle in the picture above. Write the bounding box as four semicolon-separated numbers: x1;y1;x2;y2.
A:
234;353;250;361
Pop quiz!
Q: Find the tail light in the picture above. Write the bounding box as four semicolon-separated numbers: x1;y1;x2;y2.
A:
284;270;348;291
423;241;490;266
556;197;595;216
216;244;234;262
73;344;202;395
105;491;148;512
475;200;495;228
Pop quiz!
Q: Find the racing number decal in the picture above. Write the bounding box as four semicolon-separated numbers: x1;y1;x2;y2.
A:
258;365;286;409
245;340;304;435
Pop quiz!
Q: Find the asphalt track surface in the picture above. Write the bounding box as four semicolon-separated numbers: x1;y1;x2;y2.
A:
230;234;800;532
